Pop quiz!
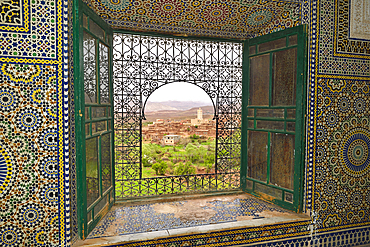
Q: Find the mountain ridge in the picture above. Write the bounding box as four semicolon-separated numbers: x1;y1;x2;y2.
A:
145;100;213;112
143;105;214;122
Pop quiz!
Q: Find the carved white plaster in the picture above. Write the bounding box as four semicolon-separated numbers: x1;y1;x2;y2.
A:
350;0;370;40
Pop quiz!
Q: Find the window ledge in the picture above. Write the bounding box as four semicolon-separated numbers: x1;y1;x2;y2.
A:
74;193;310;247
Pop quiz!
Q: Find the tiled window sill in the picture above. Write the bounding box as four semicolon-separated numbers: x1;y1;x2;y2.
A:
74;193;310;247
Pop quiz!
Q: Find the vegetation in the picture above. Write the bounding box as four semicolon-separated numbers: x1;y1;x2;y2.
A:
152;161;168;175
113;131;241;197
142;122;153;127
174;161;196;175
141;138;216;178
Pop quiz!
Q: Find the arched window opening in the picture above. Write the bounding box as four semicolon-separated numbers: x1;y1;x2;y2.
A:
113;33;243;200
142;82;216;179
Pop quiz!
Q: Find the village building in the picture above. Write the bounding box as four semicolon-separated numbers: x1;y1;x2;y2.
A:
162;135;181;146
142;110;216;143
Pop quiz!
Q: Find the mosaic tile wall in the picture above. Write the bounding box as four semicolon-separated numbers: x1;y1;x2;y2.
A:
82;0;305;39
67;0;78;242
1;0;369;245
305;0;370;244
68;0;370;246
0;0;69;245
93;224;370;247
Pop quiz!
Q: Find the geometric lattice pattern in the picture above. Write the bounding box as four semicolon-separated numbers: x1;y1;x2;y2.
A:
113;33;242;199
84;0;302;39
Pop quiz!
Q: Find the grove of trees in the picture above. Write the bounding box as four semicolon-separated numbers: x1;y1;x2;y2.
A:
142;136;215;177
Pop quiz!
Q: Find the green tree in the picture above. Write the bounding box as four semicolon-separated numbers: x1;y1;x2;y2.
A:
174;162;196;175
185;143;199;163
205;151;215;164
151;161;168;175
142;155;152;167
190;134;200;140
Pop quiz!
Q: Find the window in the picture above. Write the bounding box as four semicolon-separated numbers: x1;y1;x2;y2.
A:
241;25;307;212
75;2;115;239
75;4;307;237
113;33;243;199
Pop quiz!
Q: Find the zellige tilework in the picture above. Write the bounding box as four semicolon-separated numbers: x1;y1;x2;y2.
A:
83;0;303;39
0;0;69;244
87;197;290;238
0;64;59;246
2;0;370;245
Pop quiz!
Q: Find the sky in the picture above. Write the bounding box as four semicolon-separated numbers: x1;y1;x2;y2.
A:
147;82;212;103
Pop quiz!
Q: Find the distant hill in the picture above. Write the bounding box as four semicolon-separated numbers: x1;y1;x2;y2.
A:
143;105;214;122
145;100;213;112
144;102;178;112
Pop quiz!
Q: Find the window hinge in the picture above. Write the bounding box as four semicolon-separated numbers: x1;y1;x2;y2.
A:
79;109;83;117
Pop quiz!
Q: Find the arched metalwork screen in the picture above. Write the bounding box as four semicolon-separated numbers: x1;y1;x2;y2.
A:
113;32;243;199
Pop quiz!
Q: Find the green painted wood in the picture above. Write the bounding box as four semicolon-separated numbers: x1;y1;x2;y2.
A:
75;0;114;239
240;40;249;191
245;129;295;135
294;24;308;213
73;0;86;239
269;52;273;107
241;25;307;213
266;132;271;184
249;45;298;57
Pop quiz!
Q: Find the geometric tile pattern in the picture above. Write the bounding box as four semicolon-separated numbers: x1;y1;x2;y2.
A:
67;0;78;242
95;225;370;246
0;0;55;58
336;0;370;56
314;77;370;229
0;0;68;245
87;198;289;238
307;0;370;241
316;0;370;76
83;0;303;39
0;64;59;246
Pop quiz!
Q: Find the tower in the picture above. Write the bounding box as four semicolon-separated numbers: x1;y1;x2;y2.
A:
197;108;203;120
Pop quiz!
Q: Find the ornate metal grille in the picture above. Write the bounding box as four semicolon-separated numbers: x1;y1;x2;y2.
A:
113;33;243;199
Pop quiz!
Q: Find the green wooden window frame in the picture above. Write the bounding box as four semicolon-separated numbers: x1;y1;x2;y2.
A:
241;25;307;213
73;2;307;237
73;0;115;239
